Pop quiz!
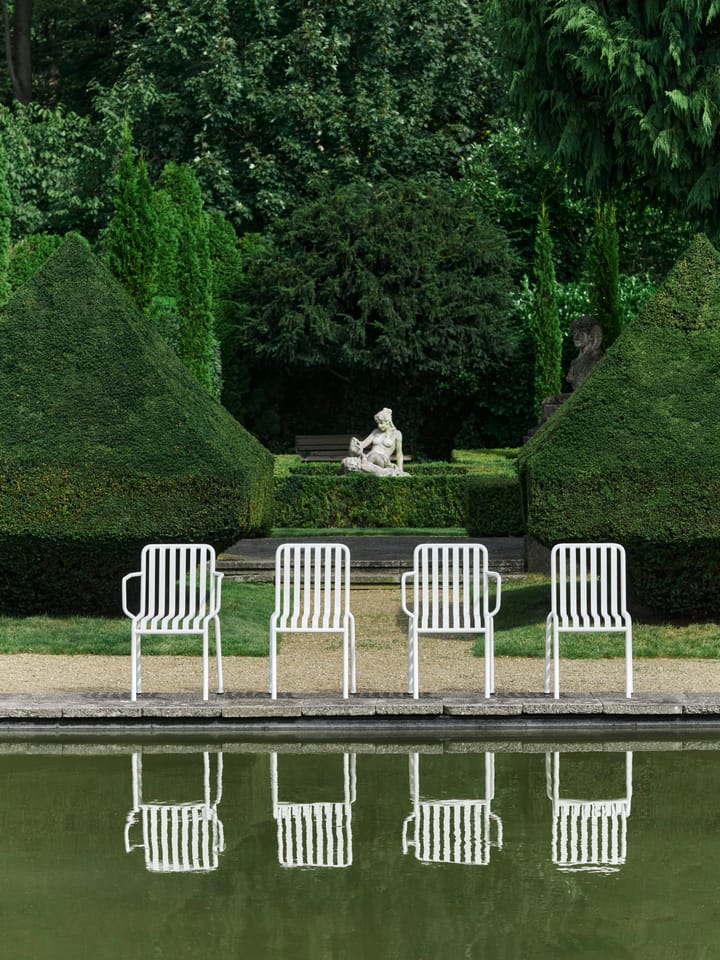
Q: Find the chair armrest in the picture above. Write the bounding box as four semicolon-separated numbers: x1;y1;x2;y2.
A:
124;809;141;852
487;570;502;617
400;571;414;617
211;570;224;615
121;571;141;619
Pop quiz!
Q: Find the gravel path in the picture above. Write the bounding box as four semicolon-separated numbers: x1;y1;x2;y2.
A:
0;644;719;697
1;585;718;696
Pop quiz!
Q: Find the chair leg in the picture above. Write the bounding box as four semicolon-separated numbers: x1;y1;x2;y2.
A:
202;627;209;701
349;617;357;694
131;629;141;701
213;616;224;694
553;624;560;700
626;626;633;698
270;625;277;699
342;628;349;700
408;624;419;699
543;619;552;695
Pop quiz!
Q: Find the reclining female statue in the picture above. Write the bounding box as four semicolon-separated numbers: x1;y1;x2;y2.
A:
342;407;409;476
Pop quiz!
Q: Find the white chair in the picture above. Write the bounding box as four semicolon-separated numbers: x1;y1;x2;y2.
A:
546;751;633;873
270;752;357;868
545;542;632;699
122;543;223;701
124;751;225;873
269;542;356;699
402;752;503;865
401;543;501;698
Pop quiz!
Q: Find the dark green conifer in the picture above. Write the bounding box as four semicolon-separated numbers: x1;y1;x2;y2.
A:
0;141;11;305
103;118;157;310
588;201;621;350
157;162;220;399
530;201;561;416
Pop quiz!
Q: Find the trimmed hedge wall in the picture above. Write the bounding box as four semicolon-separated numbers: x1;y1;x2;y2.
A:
0;234;274;615
274;468;524;534
518;234;720;617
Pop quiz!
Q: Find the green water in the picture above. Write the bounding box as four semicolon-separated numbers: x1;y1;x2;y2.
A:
1;736;718;959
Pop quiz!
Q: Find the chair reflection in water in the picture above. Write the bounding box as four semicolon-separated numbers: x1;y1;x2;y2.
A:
124;751;225;873
546;751;633;873
270;752;357;868
402;752;503;865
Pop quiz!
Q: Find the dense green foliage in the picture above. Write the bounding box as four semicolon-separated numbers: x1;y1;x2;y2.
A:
491;1;720;224
229;176;523;455
92;0;500;229
0;140;10;304
8;232;63;290
102;119;157;310
529;201;561;413
0;234;273;615
519;234;720;616
463;475;525;537
0;101;109;238
156;162;221;399
588;201;622;350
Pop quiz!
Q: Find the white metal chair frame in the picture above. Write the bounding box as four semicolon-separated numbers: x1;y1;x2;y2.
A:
545;751;633;873
270;752;357;868
401;543;501;699
124;751;226;873
269;542;356;699
402;752;503;866
122;543;224;702
545;542;633;699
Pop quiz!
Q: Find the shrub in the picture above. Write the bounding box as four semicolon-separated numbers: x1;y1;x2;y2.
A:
464;475;525;537
0;234;273;615
519;234;720;617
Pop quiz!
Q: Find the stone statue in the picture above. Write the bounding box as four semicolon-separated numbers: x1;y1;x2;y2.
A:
566;314;604;390
342;407;410;476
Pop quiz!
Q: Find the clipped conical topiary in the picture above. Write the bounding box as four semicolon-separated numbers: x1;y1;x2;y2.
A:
0;233;273;614
518;233;720;617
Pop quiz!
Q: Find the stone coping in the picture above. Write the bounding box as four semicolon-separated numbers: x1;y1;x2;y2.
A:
2;690;720;726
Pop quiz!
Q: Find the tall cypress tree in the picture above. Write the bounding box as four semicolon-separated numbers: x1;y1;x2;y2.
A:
157;162;220;399
0;141;11;305
530;200;561;416
588;200;621;350
103;118;157;310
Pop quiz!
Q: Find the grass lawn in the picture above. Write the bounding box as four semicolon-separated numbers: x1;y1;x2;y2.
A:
0;576;719;659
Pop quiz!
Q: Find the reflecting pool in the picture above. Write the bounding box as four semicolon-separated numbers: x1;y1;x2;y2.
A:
2;734;719;959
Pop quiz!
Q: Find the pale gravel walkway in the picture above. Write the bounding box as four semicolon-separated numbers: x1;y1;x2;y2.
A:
1;584;718;698
1;645;719;697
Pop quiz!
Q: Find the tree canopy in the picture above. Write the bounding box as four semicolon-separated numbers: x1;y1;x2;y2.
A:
491;1;720;222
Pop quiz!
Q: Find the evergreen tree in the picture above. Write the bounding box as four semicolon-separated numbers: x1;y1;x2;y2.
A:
157;162;220;399
588;201;621;350
102;118;157;309
0;140;11;304
529;201;561;416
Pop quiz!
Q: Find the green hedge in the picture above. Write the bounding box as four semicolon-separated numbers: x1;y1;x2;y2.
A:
464;475;525;537
0;234;274;615
518;234;720;617
274;471;524;533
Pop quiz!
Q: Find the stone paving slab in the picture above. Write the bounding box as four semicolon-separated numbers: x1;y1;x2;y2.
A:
0;691;719;724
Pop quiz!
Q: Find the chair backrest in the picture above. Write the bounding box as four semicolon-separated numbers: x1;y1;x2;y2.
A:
550;542;628;629
551;799;629;871
404;800;501;865
409;543;492;631
139;803;224;873
125;751;225;873
270;752;356;868
273;542;351;631
137;543;219;625
275;801;353;868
